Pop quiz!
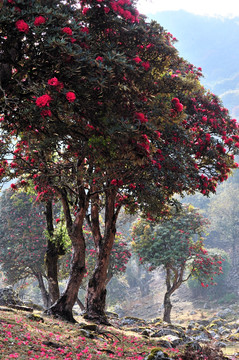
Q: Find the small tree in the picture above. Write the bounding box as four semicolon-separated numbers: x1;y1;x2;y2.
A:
0;189;50;306
131;206;224;323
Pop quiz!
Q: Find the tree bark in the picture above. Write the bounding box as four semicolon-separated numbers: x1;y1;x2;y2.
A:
45;200;60;305
162;265;185;323
46;187;87;322
35;272;51;309
85;189;118;324
163;291;172;323
76;297;85;311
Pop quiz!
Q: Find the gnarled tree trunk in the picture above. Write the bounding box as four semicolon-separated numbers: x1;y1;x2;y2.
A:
163;265;185;323
85;188;118;324
46;186;88;322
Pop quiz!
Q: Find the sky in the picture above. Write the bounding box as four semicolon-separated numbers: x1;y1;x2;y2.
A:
137;0;239;18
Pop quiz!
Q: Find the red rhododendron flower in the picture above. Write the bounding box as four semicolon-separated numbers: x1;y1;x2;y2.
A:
62;27;72;36
141;61;150;71
104;6;110;14
81;26;89;34
36;94;52;107
66;91;76;102
82;7;89;15
96;56;103;62
40;109;52;117
123;10;132;20
110;2;118;11
34;16;46;26
171;97;180;103
132;56;142;63
111;179;118;185
135;112;148;123
174;102;183;112
15;19;29;33
48;77;60;86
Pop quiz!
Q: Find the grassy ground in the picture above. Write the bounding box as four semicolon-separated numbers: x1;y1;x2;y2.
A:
0;308;162;360
1;307;238;360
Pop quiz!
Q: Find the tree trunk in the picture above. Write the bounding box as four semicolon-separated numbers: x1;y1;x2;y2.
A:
85;245;113;324
45;201;60;305
85;189;118;324
45;187;87;322
76;297;85;311
46;229;86;322
163;291;172;323
35;272;51;309
162;266;184;323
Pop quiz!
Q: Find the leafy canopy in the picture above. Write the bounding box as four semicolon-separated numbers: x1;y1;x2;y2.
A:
0;0;238;220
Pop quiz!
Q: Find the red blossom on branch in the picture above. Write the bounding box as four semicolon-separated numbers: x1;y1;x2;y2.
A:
34;16;46;26
35;94;52;107
15;19;29;33
62;27;72;36
135;112;148;123
66;91;76;103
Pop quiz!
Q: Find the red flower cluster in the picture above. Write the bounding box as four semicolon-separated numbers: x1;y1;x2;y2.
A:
40;109;52;118
48;77;60;86
66;91;76;103
111;179;123;186
62;27;73;36
172;97;184;112
109;0;139;23
34;16;46;26
135;112;148;124
15;19;29;33
35;94;52;108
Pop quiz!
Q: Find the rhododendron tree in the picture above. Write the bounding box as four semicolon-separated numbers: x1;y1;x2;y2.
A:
131;206;224;323
0;0;238;323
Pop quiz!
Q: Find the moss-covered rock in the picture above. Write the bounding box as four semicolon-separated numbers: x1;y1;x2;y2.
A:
27;313;44;322
145;347;172;360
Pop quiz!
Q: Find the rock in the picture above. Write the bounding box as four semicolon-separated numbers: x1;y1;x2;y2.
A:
0;287;24;306
153;335;183;348
113;305;125;318
228;333;239;341
144;348;173;360
216;308;235;319
215;341;227;348
106;311;119;319
120;316;146;326
217;326;230;336
27;314;44;322
151;328;183;338
80;323;98;331
185;341;202;351
193;332;211;343
78;329;95;339
141;328;154;337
